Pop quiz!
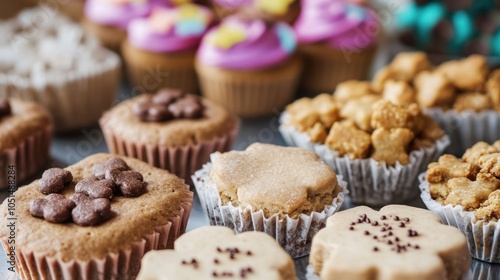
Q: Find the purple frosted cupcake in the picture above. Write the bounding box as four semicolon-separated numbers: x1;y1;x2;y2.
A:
83;0;188;52
122;4;213;93
294;0;379;94
195;16;302;117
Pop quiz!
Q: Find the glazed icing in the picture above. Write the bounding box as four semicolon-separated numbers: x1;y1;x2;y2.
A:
294;0;378;50
196;16;297;70
128;4;213;53
85;0;191;30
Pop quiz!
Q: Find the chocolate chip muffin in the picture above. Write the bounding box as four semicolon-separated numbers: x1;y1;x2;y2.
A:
0;98;52;189
0;154;193;279
99;88;239;183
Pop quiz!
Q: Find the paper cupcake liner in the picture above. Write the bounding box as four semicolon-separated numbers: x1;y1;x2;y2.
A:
81;17;127;54
122;41;198;93
469;259;500;280
279;113;450;206
0;49;120;132
0;125;52;190
192;159;348;258
195;56;302;118
306;265;320;280
100;118;240;184
425;108;500;156
419;173;500;263
298;44;376;95
1;194;192;279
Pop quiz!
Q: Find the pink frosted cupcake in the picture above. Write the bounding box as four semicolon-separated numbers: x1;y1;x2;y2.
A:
294;0;379;94
83;0;187;52
195;16;302;117
122;4;213;93
208;0;248;19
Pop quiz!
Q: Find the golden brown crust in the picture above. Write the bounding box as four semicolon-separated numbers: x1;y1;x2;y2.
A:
100;94;238;147
0;154;192;262
0;99;52;151
210;143;340;219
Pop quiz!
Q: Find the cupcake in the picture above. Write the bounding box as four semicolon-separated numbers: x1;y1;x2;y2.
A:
0;154;193;279
192;143;348;257
122;4;214;93
372;52;500;156
293;0;379;94
195;16;302;117
397;0;500;64
208;0;249;19
137;226;297;279
99;88;240;182
308;205;470;280
279;85;449;206
0;98;52;189
237;0;301;24
420;141;500;263
0;6;120;132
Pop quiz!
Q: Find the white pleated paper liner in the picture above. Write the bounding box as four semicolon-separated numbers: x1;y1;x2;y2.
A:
425;108;500;156
469;259;500;280
192;155;348;258
419;173;500;264
279;113;450;206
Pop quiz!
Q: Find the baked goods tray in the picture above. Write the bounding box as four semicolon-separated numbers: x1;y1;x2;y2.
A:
0;92;499;279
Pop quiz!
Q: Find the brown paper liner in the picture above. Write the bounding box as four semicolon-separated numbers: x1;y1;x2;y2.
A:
196;56;302;117
1;194;192;279
100;118;240;183
81;17;127;54
0;125;52;190
0;50;120;132
58;0;85;22
122;40;199;94
298;44;376;95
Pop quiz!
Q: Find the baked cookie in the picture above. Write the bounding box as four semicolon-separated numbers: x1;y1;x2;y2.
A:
193;143;347;257
137;226;297;280
309;205;470;280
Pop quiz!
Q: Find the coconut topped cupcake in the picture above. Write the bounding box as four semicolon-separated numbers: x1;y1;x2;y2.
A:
209;143;341;218
309;205;470;280
197;15;297;70
127;4;213;53
426;141;500;221
294;0;378;49
137;226;297;280
0;99;51;151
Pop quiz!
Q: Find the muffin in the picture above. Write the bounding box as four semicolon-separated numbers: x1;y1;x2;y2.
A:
192;143;348;257
195;15;302;117
420;141;500;263
293;0;379;94
0;98;52;189
279;85;449;205
308;205;470;280
0;6;120;132
122;4;213;93
82;0;176;53
397;0;500;63
137;226;297;279
0;154;193;279
372;52;500;156
99;88;240;182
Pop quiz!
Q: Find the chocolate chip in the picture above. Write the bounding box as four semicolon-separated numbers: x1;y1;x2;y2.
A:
403;217;410;223
38;168;73;194
106;169;146;197
132;100;153;121
70;193;111;226
146;103;172;122
214;258;219;264
168;95;203;119
393;216;400;221
152;88;184;106
380;215;387;220
373;247;379;252
0;99;11;118
349;226;354;230
408;229;419;237
364;231;370;235
92;158;129;180
399;222;406;228
29;194;76;223
75;177;115;199
372;221;379;226
246;251;252;256
415;245;420;249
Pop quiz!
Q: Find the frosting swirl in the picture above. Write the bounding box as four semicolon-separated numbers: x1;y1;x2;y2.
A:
197;16;297;70
128;4;213;53
294;0;378;50
84;0;191;30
